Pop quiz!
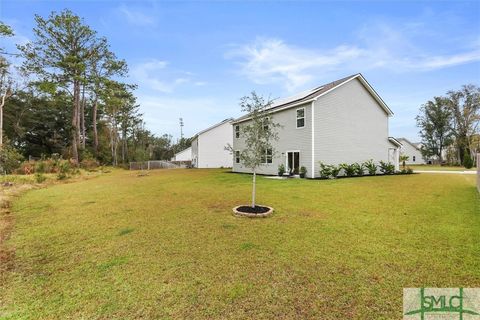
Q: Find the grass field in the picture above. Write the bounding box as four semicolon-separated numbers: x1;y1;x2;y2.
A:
409;164;476;171
1;169;479;319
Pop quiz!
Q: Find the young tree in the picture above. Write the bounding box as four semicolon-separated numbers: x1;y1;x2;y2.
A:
416;97;453;163
18;10;98;163
446;84;480;164
399;154;409;170
227;92;279;208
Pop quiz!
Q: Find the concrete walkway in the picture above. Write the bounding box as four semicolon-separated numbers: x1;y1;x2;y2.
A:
414;170;476;175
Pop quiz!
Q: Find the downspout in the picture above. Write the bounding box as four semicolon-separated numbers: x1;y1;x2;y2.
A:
311;100;315;178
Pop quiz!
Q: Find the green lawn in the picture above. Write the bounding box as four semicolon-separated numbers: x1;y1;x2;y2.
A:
1;169;479;319
409;164;476;171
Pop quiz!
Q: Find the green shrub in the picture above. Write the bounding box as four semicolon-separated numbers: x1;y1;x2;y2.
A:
406;168;413;174
463;151;474;169
330;165;341;178
363;160;377;175
34;173;47;183
379;161;395;174
352;162;365;176
0;144;24;174
57;172;67;180
278;164;285;176
319;162;331;178
339;163;356;177
299;166;307;178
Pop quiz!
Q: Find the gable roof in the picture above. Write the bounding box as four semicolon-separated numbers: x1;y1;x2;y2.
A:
233;73;393;124
194;118;234;138
397;137;421;150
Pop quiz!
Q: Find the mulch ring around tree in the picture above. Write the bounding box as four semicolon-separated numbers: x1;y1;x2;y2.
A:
232;205;274;218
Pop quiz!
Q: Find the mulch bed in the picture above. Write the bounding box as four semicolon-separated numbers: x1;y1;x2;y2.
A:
236;205;270;214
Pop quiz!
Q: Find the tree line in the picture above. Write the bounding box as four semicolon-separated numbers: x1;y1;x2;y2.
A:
416;85;479;167
0;10;190;171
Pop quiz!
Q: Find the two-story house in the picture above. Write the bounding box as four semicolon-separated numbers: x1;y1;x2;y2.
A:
231;74;401;178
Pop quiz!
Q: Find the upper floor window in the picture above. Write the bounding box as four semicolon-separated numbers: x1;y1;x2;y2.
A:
263;117;269;131
296;108;305;128
235;125;240;138
235;150;240;164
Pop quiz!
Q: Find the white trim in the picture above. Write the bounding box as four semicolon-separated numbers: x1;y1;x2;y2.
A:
285;150;300;173
311;101;315;178
388;137;403;147
195;118;234;137
295;107;305;129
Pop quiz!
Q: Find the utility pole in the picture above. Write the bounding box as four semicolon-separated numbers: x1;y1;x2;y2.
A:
179;117;184;140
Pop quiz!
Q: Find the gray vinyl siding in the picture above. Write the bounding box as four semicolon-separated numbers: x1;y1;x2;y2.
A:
313;78;391;176
232;77;393;178
232;103;312;177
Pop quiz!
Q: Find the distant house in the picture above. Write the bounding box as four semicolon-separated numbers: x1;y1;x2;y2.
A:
232;74;401;178
397;138;426;164
171;147;192;162
192;118;234;168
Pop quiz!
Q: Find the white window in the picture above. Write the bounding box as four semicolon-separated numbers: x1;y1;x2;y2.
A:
261;148;273;164
235;150;240;164
263;117;269;131
235;125;240;138
296;108;305;128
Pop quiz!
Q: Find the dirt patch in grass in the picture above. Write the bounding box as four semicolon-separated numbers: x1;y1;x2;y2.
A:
236;205;270;214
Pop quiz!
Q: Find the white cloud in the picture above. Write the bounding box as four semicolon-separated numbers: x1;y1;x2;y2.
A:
131;59;203;93
228;28;480;91
117;4;157;27
228;38;364;91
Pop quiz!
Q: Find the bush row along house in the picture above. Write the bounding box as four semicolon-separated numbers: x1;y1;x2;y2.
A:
173;73;403;177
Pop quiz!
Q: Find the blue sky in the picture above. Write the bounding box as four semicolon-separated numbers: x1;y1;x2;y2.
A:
1;0;479;141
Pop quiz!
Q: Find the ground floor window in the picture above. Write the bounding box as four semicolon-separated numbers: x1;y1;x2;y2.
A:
413;156;416;162
261;148;273;164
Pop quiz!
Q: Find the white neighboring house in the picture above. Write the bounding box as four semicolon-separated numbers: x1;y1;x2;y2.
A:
232;74;401;178
191;118;234;168
397;138;426;165
171;147;192;162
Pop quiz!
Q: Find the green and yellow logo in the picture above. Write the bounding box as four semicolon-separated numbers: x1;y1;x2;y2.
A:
404;288;480;319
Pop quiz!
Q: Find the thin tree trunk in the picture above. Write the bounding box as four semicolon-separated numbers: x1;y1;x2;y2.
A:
251;169;256;208
71;80;80;163
0;89;9;148
80;83;86;149
93;96;98;155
